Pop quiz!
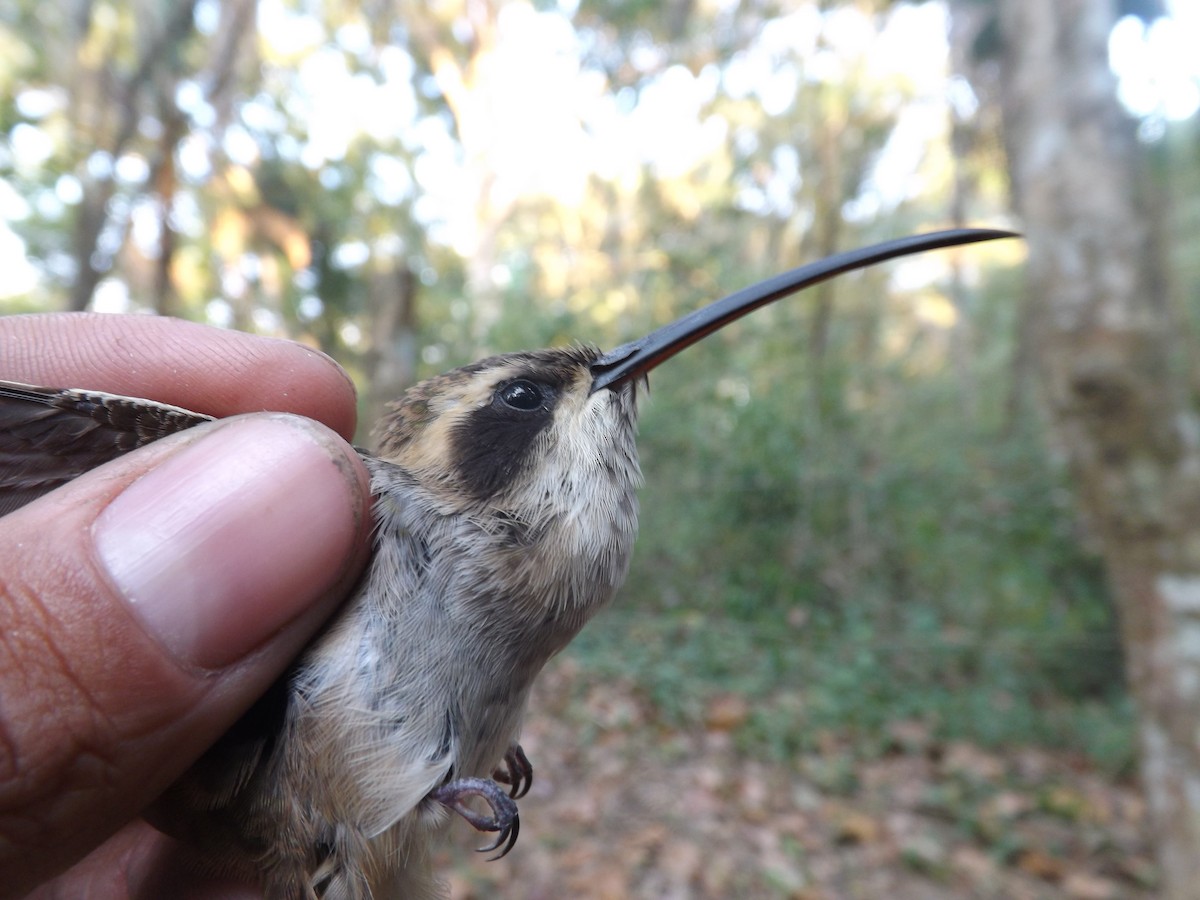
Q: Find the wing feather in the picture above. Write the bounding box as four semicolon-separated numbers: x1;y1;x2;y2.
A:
0;380;213;514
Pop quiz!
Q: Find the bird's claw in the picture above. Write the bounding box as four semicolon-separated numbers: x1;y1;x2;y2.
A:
492;742;533;799
430;776;520;859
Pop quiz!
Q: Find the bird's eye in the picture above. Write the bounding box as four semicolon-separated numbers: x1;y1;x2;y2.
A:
496;379;545;411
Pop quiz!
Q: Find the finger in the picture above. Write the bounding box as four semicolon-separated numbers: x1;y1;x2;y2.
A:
25;820;262;900
0;413;372;895
0;313;358;440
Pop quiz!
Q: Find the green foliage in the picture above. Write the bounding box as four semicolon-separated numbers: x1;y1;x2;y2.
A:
565;262;1134;775
567;608;1133;775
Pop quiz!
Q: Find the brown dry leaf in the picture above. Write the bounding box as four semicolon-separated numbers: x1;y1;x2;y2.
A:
447;665;1159;899
704;693;750;731
976;789;1035;843
984;789;1034;820
886;719;935;755
611;834;656;872
554;843;605;872
1063;871;1121;899
1121;791;1147;825
1040;785;1090;822
566;867;628;900
1016;848;1068;881
1078;781;1115;826
700;852;736;894
814;729;841;756
950;845;1000;882
834;809;882;845
693;762;725;793
658;838;704;882
776;811;811;840
557;788;601;826
900;832;949;876
738;768;771;823
627;823;669;852
786;606;810;630
585;685;643;730
941;741;1006;781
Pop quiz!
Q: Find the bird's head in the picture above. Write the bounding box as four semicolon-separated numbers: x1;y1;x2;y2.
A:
373;344;641;510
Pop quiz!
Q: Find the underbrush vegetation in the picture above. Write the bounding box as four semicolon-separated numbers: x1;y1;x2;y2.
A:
563;271;1134;777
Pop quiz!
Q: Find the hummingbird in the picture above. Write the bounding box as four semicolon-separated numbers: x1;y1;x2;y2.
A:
0;228;1014;898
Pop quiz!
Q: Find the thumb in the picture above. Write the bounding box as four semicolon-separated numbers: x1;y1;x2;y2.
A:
0;413;372;894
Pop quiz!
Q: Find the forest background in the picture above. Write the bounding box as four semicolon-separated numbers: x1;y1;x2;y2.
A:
3;0;1199;897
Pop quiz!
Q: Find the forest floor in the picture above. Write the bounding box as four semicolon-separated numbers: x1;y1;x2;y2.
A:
433;656;1157;900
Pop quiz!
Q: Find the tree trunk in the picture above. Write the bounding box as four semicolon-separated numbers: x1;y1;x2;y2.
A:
970;1;1200;895
362;263;420;440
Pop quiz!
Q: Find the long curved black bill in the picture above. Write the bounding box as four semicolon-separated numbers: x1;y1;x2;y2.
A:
590;227;1019;392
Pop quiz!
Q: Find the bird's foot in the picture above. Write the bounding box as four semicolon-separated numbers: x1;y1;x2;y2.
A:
430;777;520;859
492;742;533;799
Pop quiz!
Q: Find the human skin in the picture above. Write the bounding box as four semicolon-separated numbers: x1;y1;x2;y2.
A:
0;314;374;899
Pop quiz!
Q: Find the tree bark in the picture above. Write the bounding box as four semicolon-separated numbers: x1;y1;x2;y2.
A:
363;263;420;439
969;1;1200;895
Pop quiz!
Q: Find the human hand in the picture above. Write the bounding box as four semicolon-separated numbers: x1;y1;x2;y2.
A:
0;314;373;899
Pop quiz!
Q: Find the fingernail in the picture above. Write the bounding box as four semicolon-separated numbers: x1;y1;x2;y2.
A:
94;415;365;670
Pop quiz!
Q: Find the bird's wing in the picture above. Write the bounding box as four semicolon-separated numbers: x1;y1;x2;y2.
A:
0;380;213;515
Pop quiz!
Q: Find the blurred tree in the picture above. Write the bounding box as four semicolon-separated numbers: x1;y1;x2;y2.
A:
44;0;255;311
953;0;1199;895
4;9;1154;883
